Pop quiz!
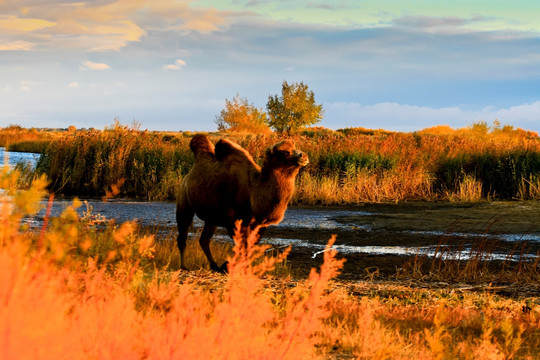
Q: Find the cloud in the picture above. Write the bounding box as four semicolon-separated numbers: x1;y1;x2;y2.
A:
163;59;186;70
488;101;540;125
180;7;231;33
306;2;346;10
393;15;480;29
325;101;540;132
0;1;237;51
0;40;34;51
79;61;110;71
1;83;11;94
67;81;79;88
20;80;41;91
0;15;56;31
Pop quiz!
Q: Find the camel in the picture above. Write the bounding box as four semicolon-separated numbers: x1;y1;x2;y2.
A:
176;134;309;272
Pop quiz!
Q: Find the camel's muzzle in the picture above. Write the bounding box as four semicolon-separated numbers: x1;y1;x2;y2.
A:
294;150;309;167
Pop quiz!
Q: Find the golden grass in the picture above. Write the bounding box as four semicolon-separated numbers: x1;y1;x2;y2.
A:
518;174;540;200
445;174;484;202
2;165;540;359
294;168;433;204
0;125;58;152
2;121;539;203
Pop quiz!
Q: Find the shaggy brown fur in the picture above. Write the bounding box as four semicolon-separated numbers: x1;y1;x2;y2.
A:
176;134;309;271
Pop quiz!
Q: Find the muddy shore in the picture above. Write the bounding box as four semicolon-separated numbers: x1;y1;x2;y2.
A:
27;198;539;287
265;201;540;280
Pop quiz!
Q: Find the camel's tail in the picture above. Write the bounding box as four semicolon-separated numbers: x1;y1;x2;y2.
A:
190;134;215;158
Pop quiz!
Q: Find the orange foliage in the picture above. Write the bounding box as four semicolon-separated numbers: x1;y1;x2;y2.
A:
420;124;456;135
11;120;539;202
1;157;539;359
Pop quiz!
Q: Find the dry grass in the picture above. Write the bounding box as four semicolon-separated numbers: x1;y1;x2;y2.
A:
0;125;57;152
2;165;540;359
446;174;484;202
399;241;540;287
2;121;539;203
294;168;433;204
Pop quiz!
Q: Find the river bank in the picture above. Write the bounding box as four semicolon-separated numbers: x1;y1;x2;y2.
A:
25;197;540;287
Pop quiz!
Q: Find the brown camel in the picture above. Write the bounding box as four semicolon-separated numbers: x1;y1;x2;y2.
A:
176;134;309;272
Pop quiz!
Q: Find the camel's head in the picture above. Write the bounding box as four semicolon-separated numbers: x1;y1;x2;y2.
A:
264;140;309;171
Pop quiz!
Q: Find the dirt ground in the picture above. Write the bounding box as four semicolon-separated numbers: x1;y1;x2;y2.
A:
264;201;540;283
34;197;540;295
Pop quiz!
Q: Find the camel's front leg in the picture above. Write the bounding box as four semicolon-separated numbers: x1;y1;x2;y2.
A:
176;202;194;271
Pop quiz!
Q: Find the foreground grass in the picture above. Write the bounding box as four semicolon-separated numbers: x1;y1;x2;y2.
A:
2;167;540;359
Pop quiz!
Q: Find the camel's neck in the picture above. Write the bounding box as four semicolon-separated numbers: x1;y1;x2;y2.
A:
263;167;297;195
252;167;299;225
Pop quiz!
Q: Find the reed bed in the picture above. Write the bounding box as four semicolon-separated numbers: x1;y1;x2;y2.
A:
0;125;57;152
2;122;539;203
34;123;193;200
1;165;539;359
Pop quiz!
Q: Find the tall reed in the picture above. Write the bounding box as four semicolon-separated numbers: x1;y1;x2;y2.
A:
0;125;55;151
36;123;193;200
6;121;540;202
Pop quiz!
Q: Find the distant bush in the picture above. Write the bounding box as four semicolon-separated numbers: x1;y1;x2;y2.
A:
418;125;456;136
8;140;50;153
337;127;394;136
0;126;56;150
316;152;397;176
266;81;323;134
215;94;271;135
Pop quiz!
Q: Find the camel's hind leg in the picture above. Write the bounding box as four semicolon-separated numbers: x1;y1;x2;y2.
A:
199;223;220;271
176;201;194;270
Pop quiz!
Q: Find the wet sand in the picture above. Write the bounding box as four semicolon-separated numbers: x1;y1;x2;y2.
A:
265;202;540;279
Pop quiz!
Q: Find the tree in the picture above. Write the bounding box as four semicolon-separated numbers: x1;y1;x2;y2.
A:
215;94;271;134
266;81;323;134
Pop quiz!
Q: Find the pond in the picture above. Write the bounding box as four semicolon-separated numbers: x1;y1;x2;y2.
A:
0;147;40;168
25;198;540;268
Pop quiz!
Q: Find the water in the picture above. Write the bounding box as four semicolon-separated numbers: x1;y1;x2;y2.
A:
0;147;40;168
24;198;540;262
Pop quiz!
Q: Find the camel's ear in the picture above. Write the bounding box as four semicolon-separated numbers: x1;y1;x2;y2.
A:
268;141;294;156
266;143;280;158
268;141;285;154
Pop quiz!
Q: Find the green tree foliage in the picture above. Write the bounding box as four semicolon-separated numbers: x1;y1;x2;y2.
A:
215;94;271;134
266;81;323;134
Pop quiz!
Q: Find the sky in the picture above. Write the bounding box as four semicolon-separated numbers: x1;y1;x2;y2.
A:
1;0;539;133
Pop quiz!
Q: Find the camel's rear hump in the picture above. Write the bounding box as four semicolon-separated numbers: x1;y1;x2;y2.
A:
190;134;215;158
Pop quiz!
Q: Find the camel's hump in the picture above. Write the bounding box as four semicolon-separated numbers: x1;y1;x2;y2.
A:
215;139;249;160
190;134;215;158
215;139;260;169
